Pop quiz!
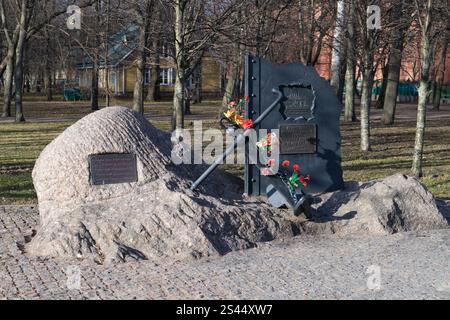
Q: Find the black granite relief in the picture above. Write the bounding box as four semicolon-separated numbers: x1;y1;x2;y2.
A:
245;55;344;194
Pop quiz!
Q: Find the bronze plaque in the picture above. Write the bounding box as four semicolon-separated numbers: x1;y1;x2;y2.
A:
279;124;317;154
89;153;138;185
281;86;315;120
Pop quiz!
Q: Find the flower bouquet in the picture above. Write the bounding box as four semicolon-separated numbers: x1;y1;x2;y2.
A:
221;98;253;133
256;134;312;217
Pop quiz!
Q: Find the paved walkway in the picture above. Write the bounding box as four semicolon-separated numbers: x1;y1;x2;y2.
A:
1;205;449;300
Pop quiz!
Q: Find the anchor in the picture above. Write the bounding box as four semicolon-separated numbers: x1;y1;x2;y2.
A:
190;88;312;219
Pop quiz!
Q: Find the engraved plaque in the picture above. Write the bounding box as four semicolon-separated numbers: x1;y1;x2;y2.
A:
89;153;138;185
279;124;317;154
281;86;315;119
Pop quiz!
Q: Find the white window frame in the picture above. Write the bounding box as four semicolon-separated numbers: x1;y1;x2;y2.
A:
144;68;151;85
160;68;175;86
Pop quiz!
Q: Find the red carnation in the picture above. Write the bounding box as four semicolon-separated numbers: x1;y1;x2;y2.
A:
293;164;300;172
299;175;308;187
242;119;253;129
282;160;290;167
267;159;276;167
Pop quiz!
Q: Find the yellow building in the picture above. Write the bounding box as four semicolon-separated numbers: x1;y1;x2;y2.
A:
77;24;223;98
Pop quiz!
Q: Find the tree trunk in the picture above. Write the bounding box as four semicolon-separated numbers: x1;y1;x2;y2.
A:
173;68;185;129
411;0;432;178
330;0;345;95
184;87;191;115
1;53;14;117
91;62;99;111
43;29;53;101
44;56;53;101
375;63;388;109
344;58;356;122
147;40;160;101
382;47;402;124
222;42;240;114
133;57;145;114
427;42;438;106
91;0;100;111
222;62;238;112
172;0;184;129
432;39;448;110
360;67;374;152
133;25;146;114
382;0;405;124
104;0;111;107
14;0;27;122
193;63;202;104
343;0;355;122
44;70;52;101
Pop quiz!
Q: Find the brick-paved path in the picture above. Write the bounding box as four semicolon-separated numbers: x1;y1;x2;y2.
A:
1;205;449;300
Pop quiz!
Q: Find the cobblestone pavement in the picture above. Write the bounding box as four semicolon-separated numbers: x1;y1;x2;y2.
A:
1;205;449;300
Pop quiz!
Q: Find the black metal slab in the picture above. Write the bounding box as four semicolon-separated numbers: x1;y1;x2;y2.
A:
89;153;138;185
245;55;344;195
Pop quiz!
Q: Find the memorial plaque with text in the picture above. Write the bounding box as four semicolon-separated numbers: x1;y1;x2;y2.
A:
281;86;315;120
279;124;317;154
89;153;138;185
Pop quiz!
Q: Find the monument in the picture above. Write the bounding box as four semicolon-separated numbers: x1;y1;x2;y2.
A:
244;55;344;196
26;59;448;264
191;55;344;215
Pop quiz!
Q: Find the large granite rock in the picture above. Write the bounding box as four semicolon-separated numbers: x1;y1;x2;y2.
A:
28;107;448;264
302;174;449;235
28;107;295;263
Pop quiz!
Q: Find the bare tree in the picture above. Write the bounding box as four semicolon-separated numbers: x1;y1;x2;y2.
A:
343;0;356;122
0;0;20;117
411;0;446;177
167;0;237;129
13;0;34;122
355;0;382;152
330;0;345;95
382;1;408;124
297;0;333;66
130;0;155;114
431;21;449;110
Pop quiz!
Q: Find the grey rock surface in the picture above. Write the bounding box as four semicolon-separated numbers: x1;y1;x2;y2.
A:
28;107;294;263
302;174;449;235
28;107;449;264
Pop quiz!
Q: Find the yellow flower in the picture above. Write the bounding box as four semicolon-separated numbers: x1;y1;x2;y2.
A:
234;114;244;126
224;109;235;119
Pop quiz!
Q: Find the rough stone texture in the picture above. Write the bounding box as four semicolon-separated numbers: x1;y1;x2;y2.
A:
28;107;294;263
1;206;450;300
303;174;449;236
28;107;449;264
